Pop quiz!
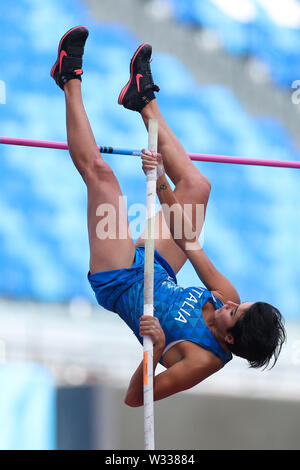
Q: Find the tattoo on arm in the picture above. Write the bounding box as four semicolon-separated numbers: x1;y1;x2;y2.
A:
158;183;167;192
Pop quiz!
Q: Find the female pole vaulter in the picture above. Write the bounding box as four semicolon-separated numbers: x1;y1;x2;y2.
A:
51;26;286;407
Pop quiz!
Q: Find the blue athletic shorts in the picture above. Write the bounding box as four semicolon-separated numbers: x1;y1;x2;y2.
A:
88;246;178;346
88;246;177;314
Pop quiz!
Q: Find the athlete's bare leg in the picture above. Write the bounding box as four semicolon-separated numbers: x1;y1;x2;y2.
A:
136;99;211;274
64;80;135;274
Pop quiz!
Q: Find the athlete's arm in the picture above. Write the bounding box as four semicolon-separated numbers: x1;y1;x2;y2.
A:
182;248;240;304
125;315;165;407
141;151;240;304
125;316;221;407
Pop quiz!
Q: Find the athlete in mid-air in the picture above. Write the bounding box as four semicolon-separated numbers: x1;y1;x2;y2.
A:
51;26;286;407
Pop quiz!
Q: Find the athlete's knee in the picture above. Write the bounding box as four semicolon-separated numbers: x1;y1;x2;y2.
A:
195;173;211;194
84;157;115;185
202;176;211;200
180;172;211;202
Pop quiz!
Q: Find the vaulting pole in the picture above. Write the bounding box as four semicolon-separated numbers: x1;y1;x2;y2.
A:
143;119;158;450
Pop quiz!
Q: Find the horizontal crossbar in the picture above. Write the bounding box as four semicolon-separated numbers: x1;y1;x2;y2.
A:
1;136;300;169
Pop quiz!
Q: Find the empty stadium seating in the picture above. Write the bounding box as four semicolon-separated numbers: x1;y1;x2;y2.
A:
165;0;300;87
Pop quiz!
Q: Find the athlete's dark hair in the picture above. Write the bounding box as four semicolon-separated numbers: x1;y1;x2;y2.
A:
226;302;286;369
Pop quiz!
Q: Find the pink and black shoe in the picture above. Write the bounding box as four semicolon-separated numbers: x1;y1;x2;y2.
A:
51;25;89;90
118;43;160;112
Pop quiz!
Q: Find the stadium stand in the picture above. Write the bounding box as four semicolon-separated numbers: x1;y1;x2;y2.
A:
165;0;300;87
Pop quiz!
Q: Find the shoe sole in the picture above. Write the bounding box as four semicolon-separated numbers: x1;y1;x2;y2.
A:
50;25;88;78
118;42;149;105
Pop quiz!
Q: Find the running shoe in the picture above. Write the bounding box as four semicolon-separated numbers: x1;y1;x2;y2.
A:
51;25;89;90
118;43;160;112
